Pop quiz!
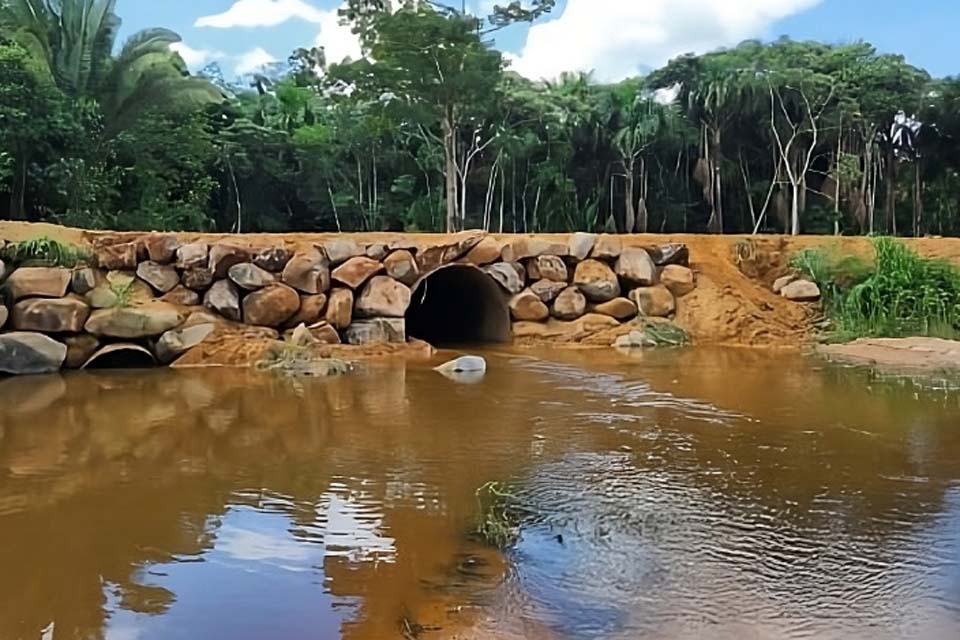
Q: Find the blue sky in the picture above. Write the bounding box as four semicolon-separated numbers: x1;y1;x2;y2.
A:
116;0;959;80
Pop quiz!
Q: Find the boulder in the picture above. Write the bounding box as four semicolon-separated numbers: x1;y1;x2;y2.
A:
12;297;90;333
332;256;384;289
781;279;821;302
176;241;209;270
526;255;568;282
647;243;689;267
325;288;354;330
508;261;527;282
463;237;504;266
509;290;550;321
285;294;327;327
204;279;242;321
501;237;568;262
253;247;293;272
483;263;524;295
568;233;598;261
322;238;363;265
661;265;696;297
773;274;798;294
71;267;99;295
85;286;119;309
155;323;216;364
282;249;331;294
573;260;620;302
365;244;388;261
209;243;250;278
182;267;214;291
0;304;7;329
383;250;419;286
614;331;654;350
63;334;100;369
591;235;622;260
4;267;71;300
355;276;412;318
435;355;487;382
143;235;179;264
243;284;301;327
95;242;139;270
513;314;620;342
306;321;341;345
84;303;184;338
615;248;657;287
0;332;67;375
630;285;676;317
530;278;568;303
552;286;587;321
416;232;486;272
592;297;638;320
228;263;276;290
0;257;7;283
286;323;320;347
136;261;180;293
344;318;406;345
160;285;201;307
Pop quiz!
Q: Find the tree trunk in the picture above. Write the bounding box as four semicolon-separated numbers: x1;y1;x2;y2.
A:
624;158;636;234
885;150;898;235
791;182;801;236
442;112;458;233
913;161;923;237
9;152;28;220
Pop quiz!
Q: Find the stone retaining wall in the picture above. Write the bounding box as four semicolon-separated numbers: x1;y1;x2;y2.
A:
0;232;696;375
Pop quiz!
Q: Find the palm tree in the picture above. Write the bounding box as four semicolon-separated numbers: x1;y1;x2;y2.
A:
0;0;222;134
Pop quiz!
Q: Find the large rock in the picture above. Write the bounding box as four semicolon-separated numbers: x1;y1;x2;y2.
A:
95;242;138;270
332;256;384;290
568;233;598;261
484;263;524;295
63;334;100;369
155;323;216;364
530;279;567;303
84;303;184;338
384;250;419;286
513;314;620;342
228;263;276;290
773;274;797;294
143;235;179;264
182;267;214;291
204;279;242;321
0;304;7;329
243;283;300;327
253;247;293;272
365;243;388;261
176;241;209;269
781;279;821;302
71;267;99;295
322;238;363;265
355;276;411;318
307;321;342;345
629;285;676;317
526;255;568;282
573;260;620;302
0;332;67;375
661;265;696;297
552;286;587;320
615;248;657;287
4;267;71;300
463;237;504;266
647;243;689;267
345;318;406;345
160;285;201;307
435;356;487;382
509;290;550;321
591;297;638;320
0;257;7;283
591;235;622;260
416;232;485;272
501;237;568;262
136;261;180;293
209;243;250;278
12;297;90;333
282;250;330;294
285;294;327;327
325;288;354;330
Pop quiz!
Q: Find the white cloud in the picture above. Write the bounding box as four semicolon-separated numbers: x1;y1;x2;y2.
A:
170;42;222;68
313;7;362;64
509;0;823;82
234;47;279;74
196;0;327;29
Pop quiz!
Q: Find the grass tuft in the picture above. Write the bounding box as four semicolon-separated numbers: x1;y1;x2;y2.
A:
0;236;91;268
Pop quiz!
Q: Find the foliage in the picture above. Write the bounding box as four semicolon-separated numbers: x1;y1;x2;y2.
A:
256;344;351;378
475;481;521;549
790;246;873;312
0;235;89;266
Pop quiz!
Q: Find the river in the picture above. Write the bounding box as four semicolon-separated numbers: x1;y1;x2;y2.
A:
0;348;958;640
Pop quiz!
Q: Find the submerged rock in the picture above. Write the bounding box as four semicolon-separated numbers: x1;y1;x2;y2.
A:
434;355;487;383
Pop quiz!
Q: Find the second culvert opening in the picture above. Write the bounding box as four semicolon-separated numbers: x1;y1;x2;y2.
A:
406;265;511;345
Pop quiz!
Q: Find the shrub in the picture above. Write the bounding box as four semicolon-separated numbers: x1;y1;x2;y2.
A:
0;236;91;268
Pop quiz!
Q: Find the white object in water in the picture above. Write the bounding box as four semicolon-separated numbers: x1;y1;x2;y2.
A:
434;356;487;382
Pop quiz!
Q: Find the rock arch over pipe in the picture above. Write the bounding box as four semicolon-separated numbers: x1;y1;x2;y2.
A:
406;264;511;344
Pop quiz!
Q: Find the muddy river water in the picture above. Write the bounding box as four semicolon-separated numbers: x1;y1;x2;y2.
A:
0;348;958;640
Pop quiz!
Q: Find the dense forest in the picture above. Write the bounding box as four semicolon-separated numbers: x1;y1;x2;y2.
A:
1;0;959;237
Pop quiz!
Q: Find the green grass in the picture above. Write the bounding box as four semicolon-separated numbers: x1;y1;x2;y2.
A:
0;236;91;268
475;481;521;549
792;238;960;341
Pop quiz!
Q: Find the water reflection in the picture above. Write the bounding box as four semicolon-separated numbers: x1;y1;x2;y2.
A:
0;349;958;640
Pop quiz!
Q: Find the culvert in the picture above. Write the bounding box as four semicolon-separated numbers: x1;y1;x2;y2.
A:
82;343;157;370
406;265;511;345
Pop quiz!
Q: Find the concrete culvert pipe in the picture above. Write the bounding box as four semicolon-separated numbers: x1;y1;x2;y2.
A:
82;343;157;370
406;265;511;345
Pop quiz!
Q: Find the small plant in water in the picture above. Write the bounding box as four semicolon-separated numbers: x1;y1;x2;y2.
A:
0;236;90;268
256;344;350;378
475;481;521;549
